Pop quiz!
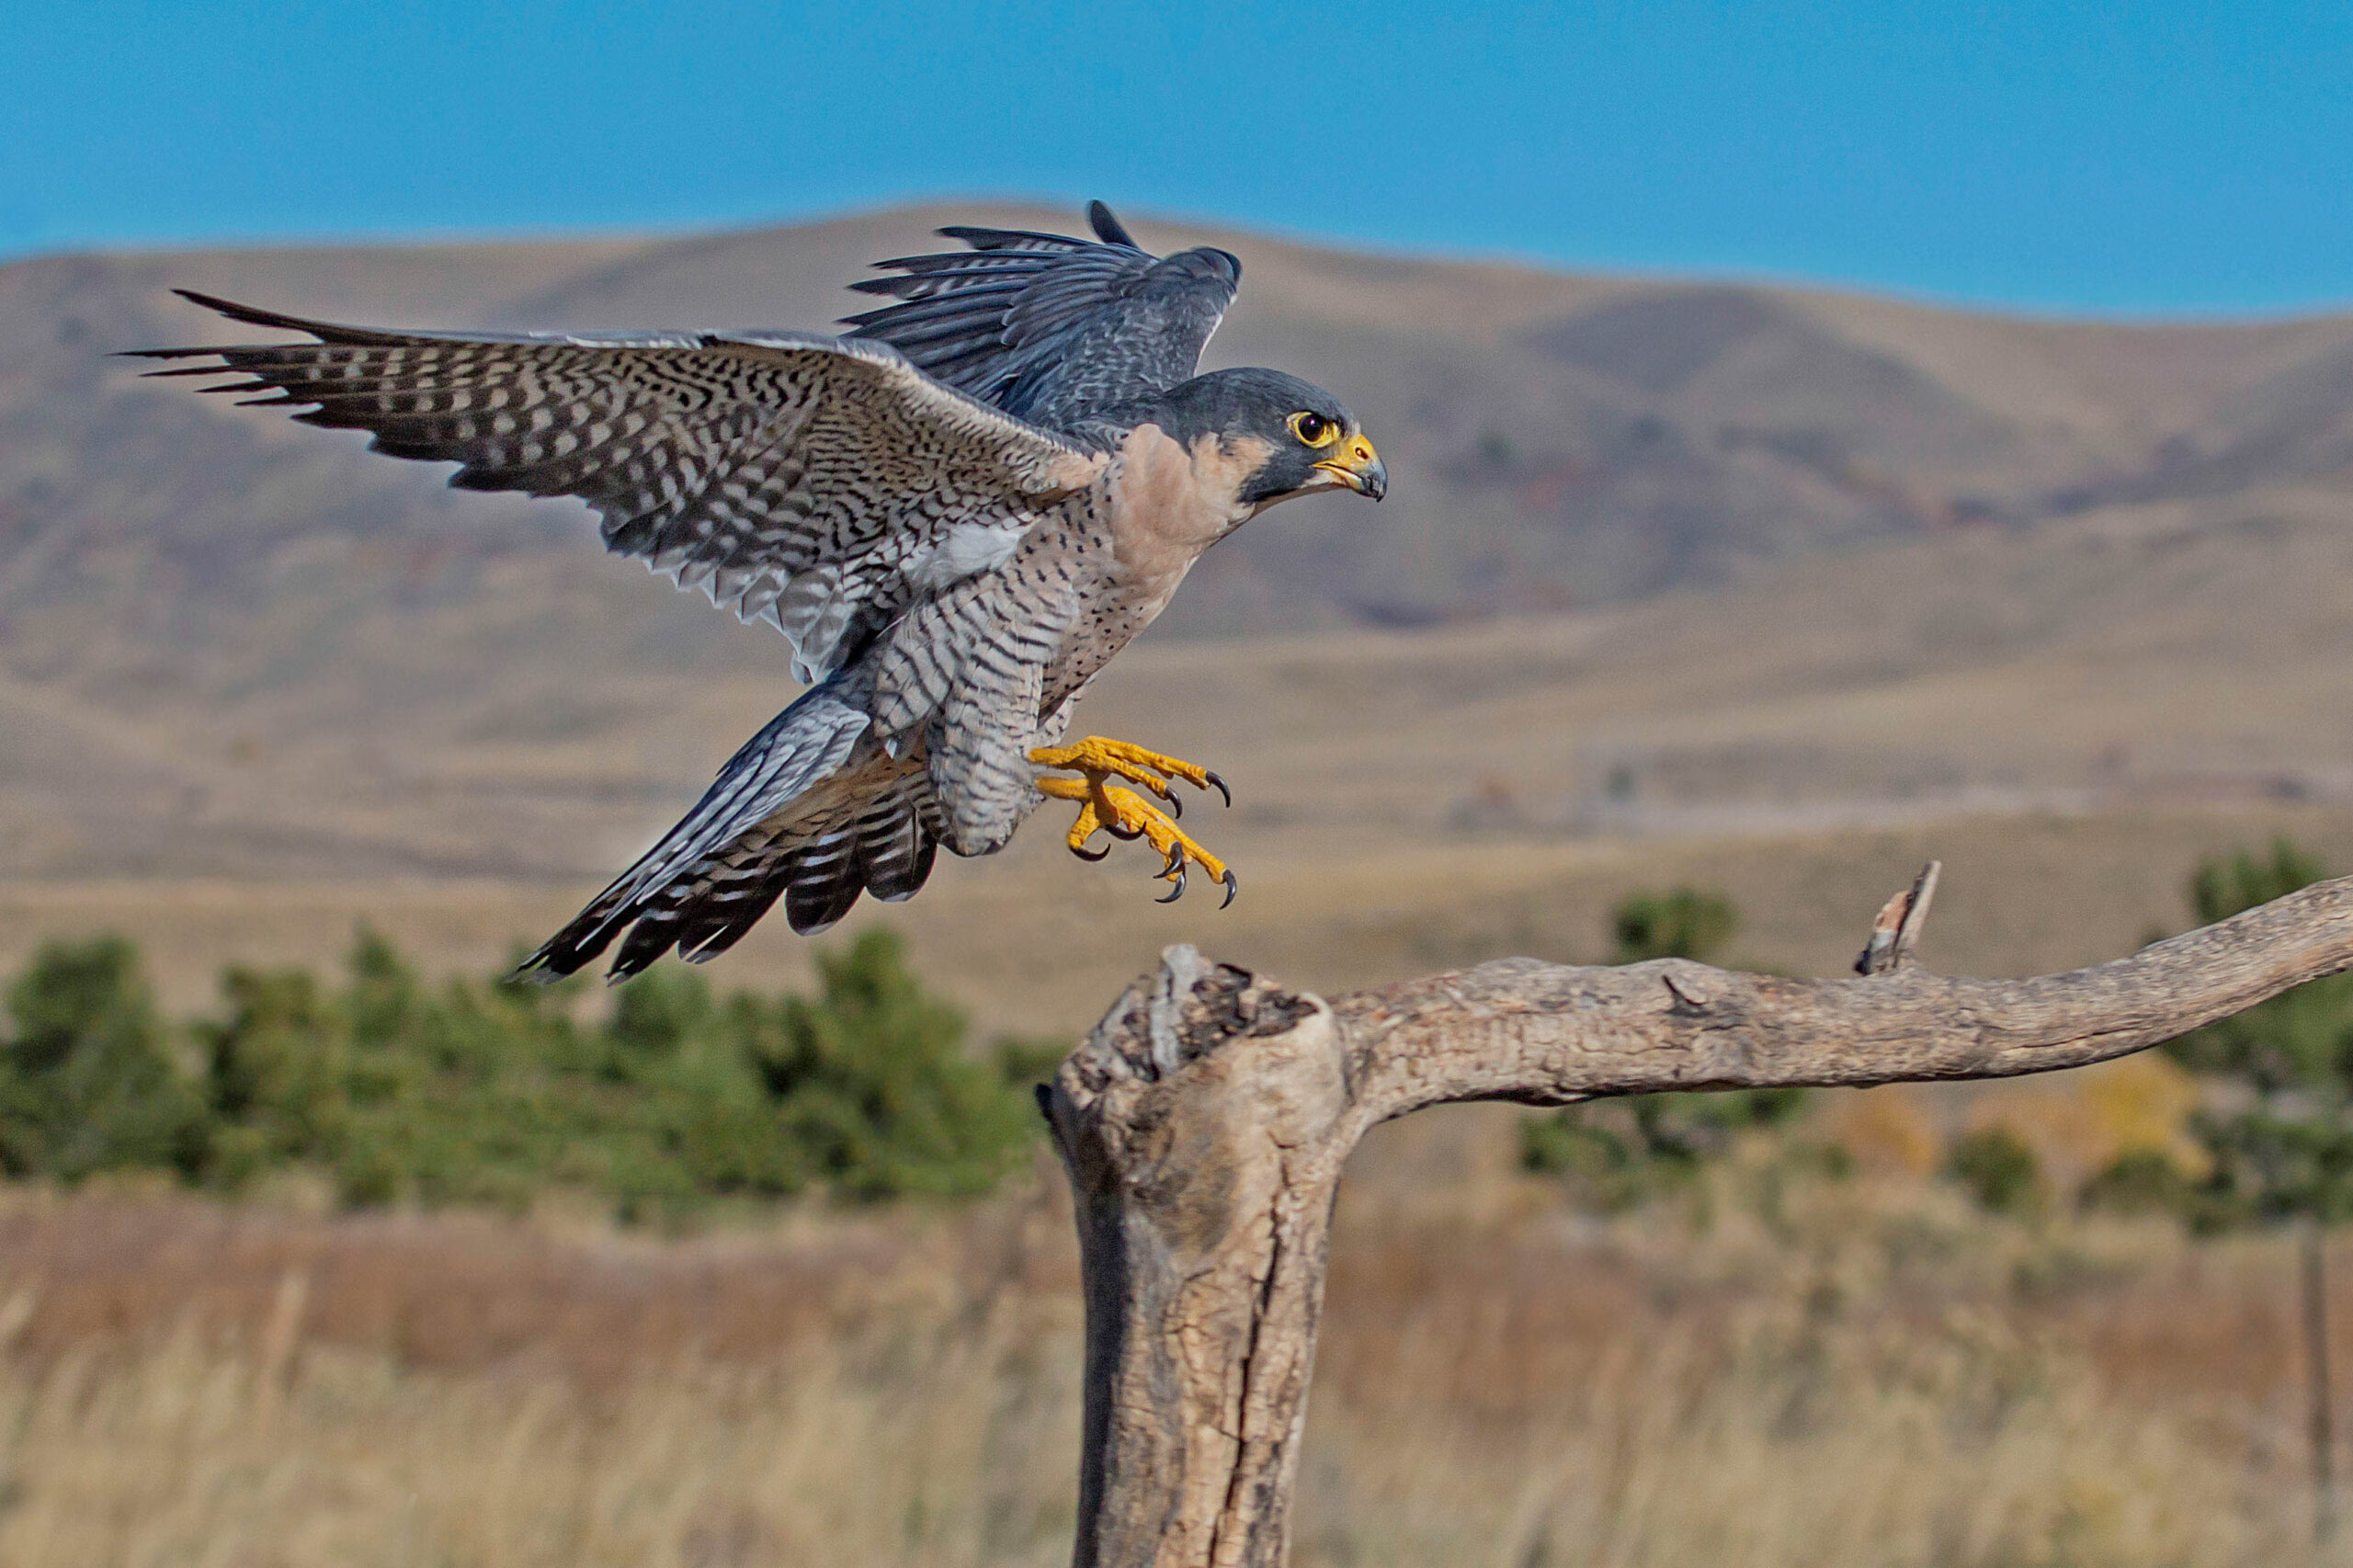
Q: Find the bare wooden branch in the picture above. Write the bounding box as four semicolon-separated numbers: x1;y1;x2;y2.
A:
1041;870;2353;1568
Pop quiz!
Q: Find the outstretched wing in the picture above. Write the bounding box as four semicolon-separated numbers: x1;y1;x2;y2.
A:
841;200;1240;430
131;293;1107;684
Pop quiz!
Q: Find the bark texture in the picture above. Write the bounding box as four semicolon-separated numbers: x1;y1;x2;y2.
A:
1039;869;2353;1568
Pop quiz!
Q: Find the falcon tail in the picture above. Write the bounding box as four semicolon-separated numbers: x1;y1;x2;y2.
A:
513;690;938;983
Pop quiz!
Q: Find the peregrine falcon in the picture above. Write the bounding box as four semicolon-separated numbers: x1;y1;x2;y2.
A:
132;202;1387;979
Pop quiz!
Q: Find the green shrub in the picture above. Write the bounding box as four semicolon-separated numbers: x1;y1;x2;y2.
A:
0;926;1048;1219
753;931;1038;1199
1947;1127;2044;1217
0;937;207;1182
2161;840;2353;1232
2077;1148;2192;1218
1521;1085;1811;1210
1610;886;1738;965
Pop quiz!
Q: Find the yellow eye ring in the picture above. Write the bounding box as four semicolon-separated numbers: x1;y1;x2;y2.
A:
1288;411;1338;448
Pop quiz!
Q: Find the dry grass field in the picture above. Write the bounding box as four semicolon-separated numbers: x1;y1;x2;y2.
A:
0;1155;2337;1568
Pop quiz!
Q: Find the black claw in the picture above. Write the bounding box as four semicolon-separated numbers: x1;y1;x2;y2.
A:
1156;867;1188;903
1160;841;1184;877
1204;770;1232;809
1219;869;1238;910
1105;816;1142;841
1070;838;1109;862
1166;788;1181;820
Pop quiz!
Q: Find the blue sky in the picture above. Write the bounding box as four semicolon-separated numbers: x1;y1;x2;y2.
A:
7;1;2349;315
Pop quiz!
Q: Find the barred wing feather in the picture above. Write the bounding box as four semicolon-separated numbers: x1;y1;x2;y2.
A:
131;293;1106;684
842;200;1239;429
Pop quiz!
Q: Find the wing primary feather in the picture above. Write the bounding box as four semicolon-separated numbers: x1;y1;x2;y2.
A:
165;289;408;345
1086;200;1139;247
842;205;1235;425
868;248;1062;277
935;225;1098;252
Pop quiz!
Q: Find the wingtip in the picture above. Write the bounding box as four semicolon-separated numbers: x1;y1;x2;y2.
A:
170;287;276;324
504;945;569;986
602;948;662;985
158;288;369;343
114;289;271;361
1087;200;1139;249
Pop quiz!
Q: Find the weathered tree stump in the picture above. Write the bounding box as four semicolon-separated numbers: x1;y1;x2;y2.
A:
1037;866;2353;1567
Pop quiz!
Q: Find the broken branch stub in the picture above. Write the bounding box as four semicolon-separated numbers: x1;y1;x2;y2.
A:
1857;858;1940;975
1040;869;2353;1568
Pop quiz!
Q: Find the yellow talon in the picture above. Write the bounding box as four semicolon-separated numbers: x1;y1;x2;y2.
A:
1031;738;1238;906
1027;736;1232;810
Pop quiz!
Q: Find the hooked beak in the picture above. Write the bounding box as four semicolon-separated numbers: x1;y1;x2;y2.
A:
1314;436;1388;501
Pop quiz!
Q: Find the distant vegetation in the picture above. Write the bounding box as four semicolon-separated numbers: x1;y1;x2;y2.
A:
0;927;1055;1220
2142;838;2353;1547
1945;1125;2047;1218
1528;857;2353;1229
2036;837;2353;1233
2154;839;2353;1231
13;846;2342;1230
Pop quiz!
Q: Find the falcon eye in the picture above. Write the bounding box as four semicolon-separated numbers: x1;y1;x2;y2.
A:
1288;411;1338;448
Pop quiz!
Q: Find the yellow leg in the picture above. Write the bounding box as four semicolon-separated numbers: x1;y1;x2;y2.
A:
1032;740;1238;906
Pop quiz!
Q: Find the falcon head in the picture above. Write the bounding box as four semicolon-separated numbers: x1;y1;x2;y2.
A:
1154;368;1388;508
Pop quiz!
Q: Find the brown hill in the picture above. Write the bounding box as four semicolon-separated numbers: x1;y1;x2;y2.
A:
14;204;2352;649
4;203;2352;934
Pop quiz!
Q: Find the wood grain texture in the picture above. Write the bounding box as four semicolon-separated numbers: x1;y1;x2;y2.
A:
1040;869;2353;1567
